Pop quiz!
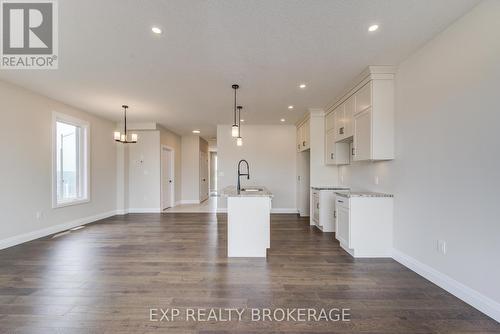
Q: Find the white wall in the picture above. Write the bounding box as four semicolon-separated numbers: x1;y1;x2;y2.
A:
217;125;297;212
339;0;500;315
181;135;200;203
127;131;161;212
0;80;117;246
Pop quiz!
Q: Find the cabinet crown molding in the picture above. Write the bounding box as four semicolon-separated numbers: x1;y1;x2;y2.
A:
326;65;397;113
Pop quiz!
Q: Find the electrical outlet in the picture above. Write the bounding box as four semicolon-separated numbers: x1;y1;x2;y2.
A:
341;175;344;184
437;240;447;254
374;176;379;185
36;211;43;220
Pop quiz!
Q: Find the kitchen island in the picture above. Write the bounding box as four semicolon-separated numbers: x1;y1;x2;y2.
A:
222;186;273;258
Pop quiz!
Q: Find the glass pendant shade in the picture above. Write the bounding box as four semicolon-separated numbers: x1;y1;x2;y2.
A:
115;105;138;144
236;137;243;146
231;125;239;137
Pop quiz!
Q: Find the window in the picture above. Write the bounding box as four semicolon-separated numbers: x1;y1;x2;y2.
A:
52;113;89;207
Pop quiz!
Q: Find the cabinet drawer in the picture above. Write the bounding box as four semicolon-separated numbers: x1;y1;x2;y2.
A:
355;81;372;114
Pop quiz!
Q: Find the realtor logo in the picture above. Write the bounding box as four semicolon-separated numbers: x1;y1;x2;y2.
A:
1;0;58;69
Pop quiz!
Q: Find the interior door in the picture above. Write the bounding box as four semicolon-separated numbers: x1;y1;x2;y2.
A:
161;149;172;210
199;151;209;201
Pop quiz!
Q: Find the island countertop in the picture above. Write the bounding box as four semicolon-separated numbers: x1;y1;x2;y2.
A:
221;186;274;198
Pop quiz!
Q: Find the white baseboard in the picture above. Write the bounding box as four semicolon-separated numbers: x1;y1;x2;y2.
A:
271;208;299;214
176;200;201;205
215;208;298;214
127;208;161;213
392;248;500;322
115;209;129;215
0;210;116;250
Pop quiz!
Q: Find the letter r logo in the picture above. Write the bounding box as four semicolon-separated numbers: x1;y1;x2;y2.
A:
2;1;54;54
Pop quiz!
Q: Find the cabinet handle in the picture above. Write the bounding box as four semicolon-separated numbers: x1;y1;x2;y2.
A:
303;141;306;147
317;203;319;209
298;144;300;150
352;148;355;156
339;127;344;135
330;153;334;159
338;200;344;203
334;210;336;218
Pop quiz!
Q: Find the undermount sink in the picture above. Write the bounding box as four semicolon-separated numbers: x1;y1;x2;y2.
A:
241;188;263;192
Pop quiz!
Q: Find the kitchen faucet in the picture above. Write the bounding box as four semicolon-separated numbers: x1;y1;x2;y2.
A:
237;159;250;194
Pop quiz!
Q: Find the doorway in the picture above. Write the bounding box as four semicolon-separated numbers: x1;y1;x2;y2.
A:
161;146;174;210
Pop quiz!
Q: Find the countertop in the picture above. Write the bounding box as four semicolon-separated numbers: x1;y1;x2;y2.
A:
221;186;274;197
335;191;394;198
311;186;350;190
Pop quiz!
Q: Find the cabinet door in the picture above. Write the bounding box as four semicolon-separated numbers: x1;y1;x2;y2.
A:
337;205;350;247
303;119;310;149
312;194;320;223
325;111;335;132
353;108;372;161
296;124;303;152
344;95;355;138
334;105;345;141
355;81;372;114
325;130;336;165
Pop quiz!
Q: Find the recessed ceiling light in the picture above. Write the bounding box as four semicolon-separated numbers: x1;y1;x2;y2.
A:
241;119;245;122
192;130;200;134
368;24;379;32
288;105;294;109
299;83;306;89
280;118;286;122
152;26;162;34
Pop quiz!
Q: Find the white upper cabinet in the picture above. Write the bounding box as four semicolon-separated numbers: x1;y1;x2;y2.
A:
296;117;311;152
324;66;395;163
325;110;335;132
355;81;372;114
353;79;395;161
343;95;355;139
353;107;372;161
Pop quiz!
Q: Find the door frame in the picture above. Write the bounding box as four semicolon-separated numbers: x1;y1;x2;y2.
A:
161;145;175;210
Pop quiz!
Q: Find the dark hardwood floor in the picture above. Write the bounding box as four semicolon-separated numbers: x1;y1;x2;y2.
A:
0;213;498;333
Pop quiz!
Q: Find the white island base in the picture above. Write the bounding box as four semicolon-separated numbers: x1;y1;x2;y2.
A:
225;188;272;258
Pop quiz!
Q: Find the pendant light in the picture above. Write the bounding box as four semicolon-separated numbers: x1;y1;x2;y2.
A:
236;105;243;146
231;84;239;137
114;105;138;143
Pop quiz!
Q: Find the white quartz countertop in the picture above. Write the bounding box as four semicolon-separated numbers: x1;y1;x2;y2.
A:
335;191;394;198
311;186;350;190
222;186;274;197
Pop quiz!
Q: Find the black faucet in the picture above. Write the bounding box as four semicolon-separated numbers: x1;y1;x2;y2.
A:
237;159;250;194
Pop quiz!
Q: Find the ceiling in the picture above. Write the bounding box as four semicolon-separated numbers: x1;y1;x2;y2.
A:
0;0;480;138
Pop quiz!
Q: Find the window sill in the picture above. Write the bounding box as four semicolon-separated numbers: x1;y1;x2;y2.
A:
53;198;90;209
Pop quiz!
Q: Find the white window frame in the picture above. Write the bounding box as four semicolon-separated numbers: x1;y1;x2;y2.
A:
52;112;90;208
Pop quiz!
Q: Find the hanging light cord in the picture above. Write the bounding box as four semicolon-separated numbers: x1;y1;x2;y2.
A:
233;88;237;125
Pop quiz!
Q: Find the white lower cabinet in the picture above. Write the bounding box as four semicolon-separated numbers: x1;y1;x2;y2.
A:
335;194;393;258
336;199;350;247
311;188;348;232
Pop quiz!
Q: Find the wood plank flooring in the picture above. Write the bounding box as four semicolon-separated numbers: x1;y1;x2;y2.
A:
0;213;498;333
